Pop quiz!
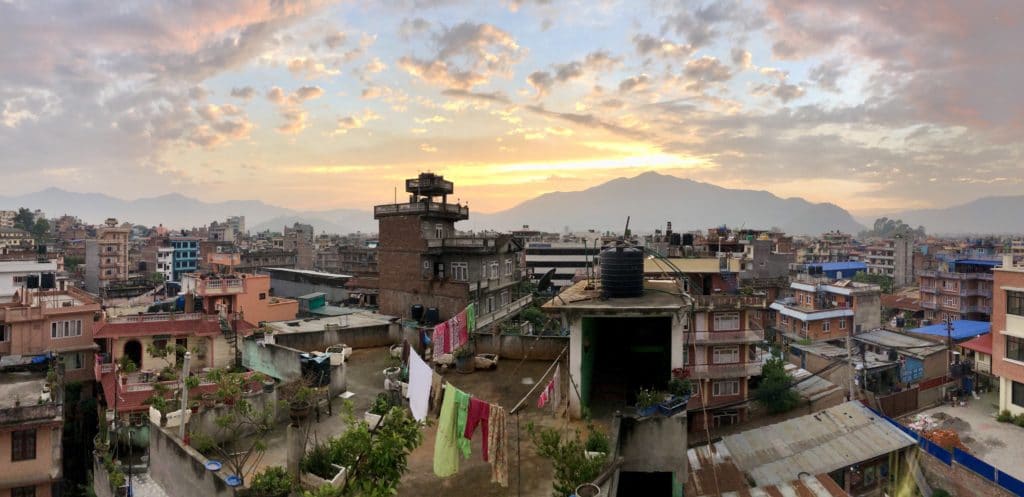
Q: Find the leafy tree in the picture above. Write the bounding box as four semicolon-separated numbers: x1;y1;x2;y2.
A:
754;357;801;415
528;424;608;497
519;305;547;332
190;373;277;482
852;272;894;294
64;256;84;271
861;217;925;239
31;217;50;240
12;207;34;231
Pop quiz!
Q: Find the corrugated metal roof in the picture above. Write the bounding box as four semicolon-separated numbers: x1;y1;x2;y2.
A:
784;363;842;402
698;474;849;497
719;401;915;486
854;328;947;357
908;320;990;341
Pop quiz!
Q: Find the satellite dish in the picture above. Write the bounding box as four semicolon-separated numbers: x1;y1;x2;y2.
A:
537;268;557;293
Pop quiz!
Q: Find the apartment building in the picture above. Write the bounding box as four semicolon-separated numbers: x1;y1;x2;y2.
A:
919;258;998;322
770;279;882;343
0;210;15;228
0;286;102;383
169;236;200;282
283;222;315;270
0;374;62;497
0;228;33;252
315;244;379;276
84;219;130;292
523;240;601;290
374;173;528;327
0;261;60;299
798;231;856;263
992;261;1024;416
865;236;915;287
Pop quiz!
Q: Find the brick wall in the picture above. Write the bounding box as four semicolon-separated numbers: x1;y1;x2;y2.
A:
919;451;1014;497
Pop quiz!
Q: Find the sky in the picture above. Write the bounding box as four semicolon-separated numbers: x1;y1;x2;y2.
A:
0;0;1021;217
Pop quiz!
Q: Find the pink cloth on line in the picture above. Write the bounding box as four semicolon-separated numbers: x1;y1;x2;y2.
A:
432;321;449;358
463;397;491;461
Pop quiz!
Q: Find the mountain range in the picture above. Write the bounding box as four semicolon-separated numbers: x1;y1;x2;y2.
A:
2;172;1022;235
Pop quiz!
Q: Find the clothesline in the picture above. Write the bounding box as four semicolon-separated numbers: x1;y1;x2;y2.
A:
510;345;568;415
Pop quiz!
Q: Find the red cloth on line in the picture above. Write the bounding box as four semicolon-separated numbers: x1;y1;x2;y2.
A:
433;321;449;359
463;397;491;461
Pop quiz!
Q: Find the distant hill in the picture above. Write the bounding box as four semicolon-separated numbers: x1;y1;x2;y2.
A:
887;195;1024;235
1;172;868;235
468;171;865;235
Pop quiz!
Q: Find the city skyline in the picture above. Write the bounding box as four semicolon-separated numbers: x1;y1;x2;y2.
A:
1;1;1021;216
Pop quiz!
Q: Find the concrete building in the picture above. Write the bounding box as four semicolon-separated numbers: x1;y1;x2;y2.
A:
0;227;33;252
283;222;315;270
0;210;15;228
0;261;59;299
169;236;200;282
771;279;882;344
315;244;378;276
523;240;601;290
0;286;102;383
374;173;528;327
919;258;998;322
0;374;63;497
84;219;130;292
261;267;354;304
992;260;1024;416
865;236;915;287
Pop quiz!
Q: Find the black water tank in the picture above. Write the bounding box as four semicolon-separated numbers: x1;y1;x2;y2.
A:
41;273;56;289
600;244;644;298
26;274;39;289
411;304;425;322
670;233;682;246
424;307;440;326
682;233;694;246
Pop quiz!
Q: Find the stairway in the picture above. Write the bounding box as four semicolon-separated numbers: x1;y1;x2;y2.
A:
219;316;240;368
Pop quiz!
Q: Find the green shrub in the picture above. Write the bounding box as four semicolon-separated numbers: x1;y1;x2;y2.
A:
932;489;951;497
635;388;659;409
369;393;393;416
997;410;1013;423
585;428;610;453
250;466;294;497
301;442;336;480
1015;414;1024;427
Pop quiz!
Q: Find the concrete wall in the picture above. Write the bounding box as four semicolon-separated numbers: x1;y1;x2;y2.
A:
267;277;350;303
854;293;882;331
919;449;1015;497
149;423;237;497
191;390;283;443
471;332;567;360
617;414;688;475
271;322;394;352
241;340;304;382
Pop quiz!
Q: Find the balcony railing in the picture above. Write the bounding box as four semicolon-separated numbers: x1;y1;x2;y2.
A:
373;201;469;218
691;294;767;310
198;278;245;295
961;304;992;315
920;286;937;294
918;270;994;281
476;295;532;331
692;329;764;344
960;287;990;297
921;301;938;310
426;238;497;250
687;361;764;380
106;312;219;324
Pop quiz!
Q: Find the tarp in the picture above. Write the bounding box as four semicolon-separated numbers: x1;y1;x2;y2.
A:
908;320;990;341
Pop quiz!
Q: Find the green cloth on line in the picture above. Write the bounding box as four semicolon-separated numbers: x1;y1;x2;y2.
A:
433;383;461;477
455;388;472;458
466;303;476;332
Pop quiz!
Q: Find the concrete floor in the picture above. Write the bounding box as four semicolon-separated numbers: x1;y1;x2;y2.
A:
249;347;581;496
912;391;1024;482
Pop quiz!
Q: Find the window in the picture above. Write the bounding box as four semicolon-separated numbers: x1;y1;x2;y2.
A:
712;346;739;364
713;312;740;331
487;296;495;313
435;224;444;239
490;261;499;279
1013;381;1024;408
822;321;831;333
66;352;84;370
781;315;789;325
50;320;82;340
451;262;468;281
801;321;808;333
500;291;509;306
944;296;956;306
259;292;267;300
1007;336;1024;362
682;346;689;365
11;486;35;497
839;319;847;330
712;380;740;397
0;324;8;342
504;258;513;275
13;275;25;284
1009;291;1024;317
51;322;58;339
11;429;36;461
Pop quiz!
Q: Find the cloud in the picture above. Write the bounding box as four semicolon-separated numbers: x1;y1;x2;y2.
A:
440;89;511;104
323;30;346;49
618;74;651;93
287;57;341;79
683;56;732;89
730;47;752;69
334;109;381;135
809;60;846;92
230;86;256;100
293;86;324;101
266;87;288;105
266;86;323;134
420;143;438;152
398;22;525;89
527;71;555;97
414;115;449;124
632;34;692;59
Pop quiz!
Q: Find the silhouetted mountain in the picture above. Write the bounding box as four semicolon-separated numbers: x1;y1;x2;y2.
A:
468;171;865;235
887;195;1024;235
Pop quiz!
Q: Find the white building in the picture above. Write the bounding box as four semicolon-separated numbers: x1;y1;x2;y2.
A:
524;240;601;290
156;246;174;283
0;260;59;298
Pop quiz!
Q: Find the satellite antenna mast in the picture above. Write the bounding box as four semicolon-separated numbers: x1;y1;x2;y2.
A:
623;216;631;240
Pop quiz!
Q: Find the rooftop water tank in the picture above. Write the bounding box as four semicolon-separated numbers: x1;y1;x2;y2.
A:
600;244;644;298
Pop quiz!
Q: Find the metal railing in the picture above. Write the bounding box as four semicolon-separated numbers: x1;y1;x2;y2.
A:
426;238;493;249
373;202;468;217
691;294;767;309
919;270;994;281
476;295;533;330
107;312;218;323
691;329;764;344
687;361;764;379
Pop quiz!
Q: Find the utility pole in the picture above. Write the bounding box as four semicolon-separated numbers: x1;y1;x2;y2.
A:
945;316;954;402
178;351;191;441
846;324;856;401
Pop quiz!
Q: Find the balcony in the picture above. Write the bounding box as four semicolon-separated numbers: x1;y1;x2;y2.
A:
106;312;222;324
691;294;767;310
961;304;992;315
692;329;764;344
373;201;469;220
921;301;938;310
426;237;500;254
960;287;990;297
920;286;937;294
196;277;245;296
917;270;993;281
686;361;763;380
476;295;532;331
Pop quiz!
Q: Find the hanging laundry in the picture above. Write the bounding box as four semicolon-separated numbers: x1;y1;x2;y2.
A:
463;397;491;461
433;383;462;477
488;405;509;487
551;365;561;415
456;308;469;350
430;371;444;416
466;303;476;333
447;310;466;352
408;351;432;422
455;388;472;459
537;374;555;409
432;321;449;360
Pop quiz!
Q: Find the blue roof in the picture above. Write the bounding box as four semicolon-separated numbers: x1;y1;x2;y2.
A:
954;259;1001;267
810;262;867;271
908;320;991;340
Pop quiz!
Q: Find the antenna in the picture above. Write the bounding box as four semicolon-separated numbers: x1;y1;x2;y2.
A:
623;216;630;239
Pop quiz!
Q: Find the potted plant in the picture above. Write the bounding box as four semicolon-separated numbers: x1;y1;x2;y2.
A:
364;393;392;429
289;386;314;425
185;375;201;390
584;427;610;460
249;466;294;497
454;346;475;374
635;388;659;417
660;378;691;416
201;392;216;408
259;374;276;393
575;482;601;497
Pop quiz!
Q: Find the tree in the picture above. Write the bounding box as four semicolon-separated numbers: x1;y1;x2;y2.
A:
852;272;894;294
528;424;608;497
190;372;276;482
861;217;925;239
31;217;50;241
754;357;801;415
12;207;34;231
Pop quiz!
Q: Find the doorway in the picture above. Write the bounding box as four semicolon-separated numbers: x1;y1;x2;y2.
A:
582;316;672;417
123;340;143;369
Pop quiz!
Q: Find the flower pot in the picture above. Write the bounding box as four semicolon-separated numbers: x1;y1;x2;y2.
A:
455;354;474;374
576;482;601;497
389;344;403;359
383;366;401;381
657;394;689;417
262;379;276;393
289;400;311;425
474;353;499;370
636;405;658;417
201;393;216;408
584;451;606;460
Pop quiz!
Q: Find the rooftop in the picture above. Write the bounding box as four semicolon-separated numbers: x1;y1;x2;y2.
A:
0;373;50;410
854;328;947;358
263;267;354;279
643;257;742;275
696;401;914;487
265;310;394;334
960;332;993;356
784;363;843;402
908;319;990;341
95;313;256;338
542;279;687;312
0;260;58;273
808;261;867;272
